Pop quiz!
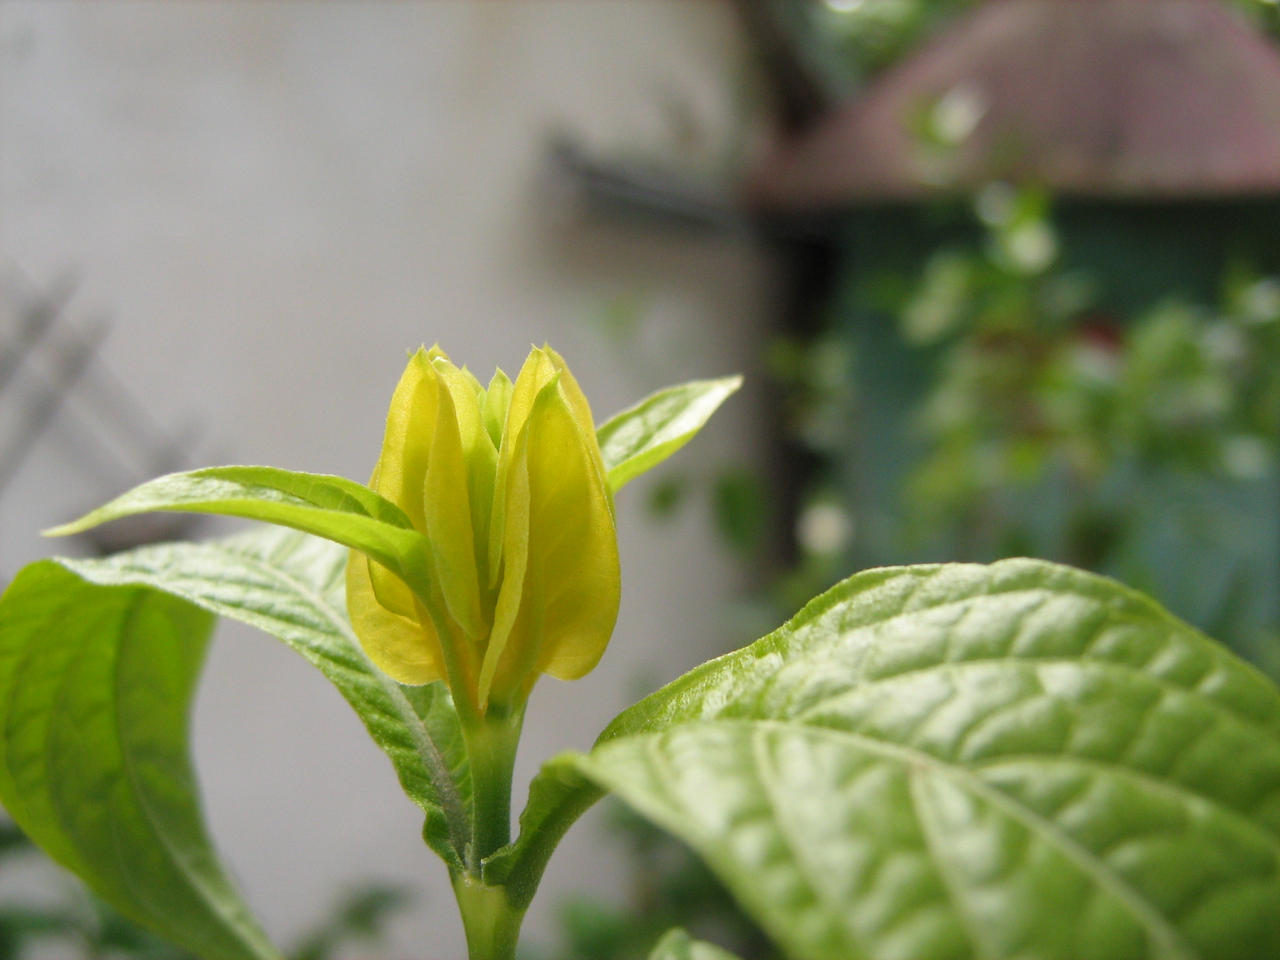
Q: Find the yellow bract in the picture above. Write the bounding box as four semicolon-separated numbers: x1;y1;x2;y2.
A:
345;345;620;713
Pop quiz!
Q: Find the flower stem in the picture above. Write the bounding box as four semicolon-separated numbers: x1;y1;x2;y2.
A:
462;705;524;868
452;706;526;958
451;871;525;960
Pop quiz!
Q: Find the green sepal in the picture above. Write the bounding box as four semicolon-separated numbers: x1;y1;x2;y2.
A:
483;369;514;450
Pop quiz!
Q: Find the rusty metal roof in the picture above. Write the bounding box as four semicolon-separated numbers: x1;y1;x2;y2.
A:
746;0;1280;208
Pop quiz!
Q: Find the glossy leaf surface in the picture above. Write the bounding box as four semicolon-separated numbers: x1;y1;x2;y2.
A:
596;376;742;491
47;466;435;601
0;561;278;960
573;560;1280;960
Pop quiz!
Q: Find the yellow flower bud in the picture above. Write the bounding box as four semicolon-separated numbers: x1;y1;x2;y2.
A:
346;346;620;713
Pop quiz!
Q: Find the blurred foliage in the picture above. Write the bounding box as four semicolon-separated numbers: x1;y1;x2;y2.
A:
770;0;1280;95
834;187;1280;677
289;886;412;960
769;0;972;93
709;468;771;559
556;5;1280;956
902;252;1280;546
0;819;410;960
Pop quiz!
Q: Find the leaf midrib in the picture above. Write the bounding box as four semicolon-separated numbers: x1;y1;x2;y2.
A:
64;544;473;863
748;731;862;958
908;769;1001;960
736;720;1200;960
10;585;87;872
108;594;270;958
168;544;472;856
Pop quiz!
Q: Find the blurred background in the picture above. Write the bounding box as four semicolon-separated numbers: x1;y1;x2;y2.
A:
1;1;1277;958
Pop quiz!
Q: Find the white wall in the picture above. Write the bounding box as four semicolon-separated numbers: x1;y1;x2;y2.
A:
0;2;775;956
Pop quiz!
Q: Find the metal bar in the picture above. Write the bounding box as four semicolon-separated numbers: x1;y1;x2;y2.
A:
0;272;77;398
545;134;745;234
65;319;197;476
0;320;111;496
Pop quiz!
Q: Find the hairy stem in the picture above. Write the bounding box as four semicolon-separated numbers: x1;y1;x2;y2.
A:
462;704;525;868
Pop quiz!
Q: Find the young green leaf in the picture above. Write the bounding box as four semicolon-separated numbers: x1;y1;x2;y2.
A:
572;560;1280;960
46;466;435;602
54;526;472;867
481;755;603;907
596;376;742;492
0;562;279;960
648;928;745;960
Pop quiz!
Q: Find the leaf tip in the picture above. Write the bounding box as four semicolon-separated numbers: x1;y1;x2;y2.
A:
42;517;87;538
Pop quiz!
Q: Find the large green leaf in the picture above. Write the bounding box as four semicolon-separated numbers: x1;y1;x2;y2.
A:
0;526;474;960
571;560;1280;960
46;466;435;601
0;561;278;960
648;928;744;960
54;526;471;865
596;376;742;492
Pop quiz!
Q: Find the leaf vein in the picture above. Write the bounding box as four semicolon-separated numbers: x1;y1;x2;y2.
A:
749;729;861;957
198;544;471;857
752;721;1201;960
972;754;1280;856
908;768;999;960
796;657;1280;750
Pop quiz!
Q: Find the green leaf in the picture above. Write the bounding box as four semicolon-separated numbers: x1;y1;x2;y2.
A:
573;560;1280;960
596;376;742;492
482;755;602;907
0;561;278;960
54;526;472;866
648;928;745;960
46;466;435;602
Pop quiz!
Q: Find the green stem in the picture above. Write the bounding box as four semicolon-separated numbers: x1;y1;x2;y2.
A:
452;871;526;960
461;705;525;868
453;707;526;957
